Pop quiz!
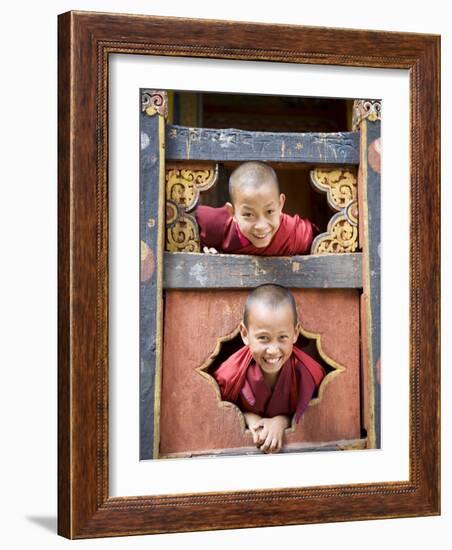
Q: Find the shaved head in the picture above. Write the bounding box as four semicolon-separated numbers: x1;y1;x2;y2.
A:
229;161;279;204
243;284;298;328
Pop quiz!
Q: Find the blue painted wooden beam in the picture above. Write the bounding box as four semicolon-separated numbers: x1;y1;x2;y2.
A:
139;90;167;460
166;125;359;164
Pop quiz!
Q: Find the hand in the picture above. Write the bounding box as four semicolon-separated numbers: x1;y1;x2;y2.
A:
203;246;218;254
243;412;264;446
253;415;290;454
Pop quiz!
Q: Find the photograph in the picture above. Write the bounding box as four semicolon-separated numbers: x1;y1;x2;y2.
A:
139;90;381;460
1;0;448;547
54;7;440;539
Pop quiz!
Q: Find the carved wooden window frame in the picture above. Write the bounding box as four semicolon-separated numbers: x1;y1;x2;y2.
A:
140;92;379;459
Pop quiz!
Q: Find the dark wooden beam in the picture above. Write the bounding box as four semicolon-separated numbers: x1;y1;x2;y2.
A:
163;252;362;289
166;125;359;164
140;91;167;460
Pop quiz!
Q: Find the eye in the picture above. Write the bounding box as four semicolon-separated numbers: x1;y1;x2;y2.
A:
242;213;252;218
267;209;275;215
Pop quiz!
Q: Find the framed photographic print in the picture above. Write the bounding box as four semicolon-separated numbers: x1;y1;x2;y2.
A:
138;88;377;461
58;11;440;538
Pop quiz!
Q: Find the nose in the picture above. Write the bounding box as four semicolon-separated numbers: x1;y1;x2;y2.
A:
265;343;279;355
254;218;268;230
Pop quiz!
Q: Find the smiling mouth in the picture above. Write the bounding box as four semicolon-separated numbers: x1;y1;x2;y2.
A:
253;233;271;240
263;356;282;365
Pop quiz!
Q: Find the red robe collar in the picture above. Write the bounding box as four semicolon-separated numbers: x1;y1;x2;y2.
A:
213;345;325;422
223;212;315;255
195;205;316;255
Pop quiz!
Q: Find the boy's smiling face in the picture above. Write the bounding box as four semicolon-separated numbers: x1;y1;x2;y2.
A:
226;181;285;248
240;301;298;378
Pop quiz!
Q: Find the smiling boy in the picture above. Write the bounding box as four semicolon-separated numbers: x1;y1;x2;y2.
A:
212;284;325;453
195;161;317;255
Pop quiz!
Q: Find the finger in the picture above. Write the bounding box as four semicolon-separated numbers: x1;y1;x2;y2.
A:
250;428;260;445
260;433;273;453
257;428;268;445
250;425;264;443
269;437;279;453
274;438;283;453
254;423;266;438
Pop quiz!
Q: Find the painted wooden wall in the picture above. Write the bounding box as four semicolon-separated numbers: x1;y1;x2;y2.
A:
159;288;360;457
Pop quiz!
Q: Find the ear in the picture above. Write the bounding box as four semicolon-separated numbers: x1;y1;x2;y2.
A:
225;202;234;218
239;321;249;346
293;322;300;343
279;193;286;210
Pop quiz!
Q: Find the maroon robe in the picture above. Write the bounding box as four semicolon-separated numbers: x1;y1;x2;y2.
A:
195;205;317;255
213;345;325;422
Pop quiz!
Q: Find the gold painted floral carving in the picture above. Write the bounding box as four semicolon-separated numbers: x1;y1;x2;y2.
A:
165;164;218;252
310;168;359;253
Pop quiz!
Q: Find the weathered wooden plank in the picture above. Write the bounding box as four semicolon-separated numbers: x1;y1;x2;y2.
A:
163;252;362;289
139;90;166;460
166;125;359;164
160;438;367;459
357;105;381;450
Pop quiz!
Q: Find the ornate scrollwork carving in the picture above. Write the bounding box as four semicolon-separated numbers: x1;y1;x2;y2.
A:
310;168;359;254
165;164;219;252
166;212;200;253
310;168;357;211
141;90;168;117
166;166;218;211
352;99;381;130
311;212;358;254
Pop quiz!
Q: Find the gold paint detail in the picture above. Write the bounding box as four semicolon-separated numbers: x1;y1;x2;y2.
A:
310;168;359;255
311;212;358;254
310;168;358;211
166;212;201;253
152;115;166;459
141;90;168;118
165;164;218;252
352;99;381;130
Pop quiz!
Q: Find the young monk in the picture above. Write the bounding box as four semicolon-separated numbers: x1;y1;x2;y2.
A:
195;161;317;255
213;284;325;453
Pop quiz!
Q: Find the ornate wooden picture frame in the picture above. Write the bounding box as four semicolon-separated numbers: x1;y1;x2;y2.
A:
58;11;440;538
